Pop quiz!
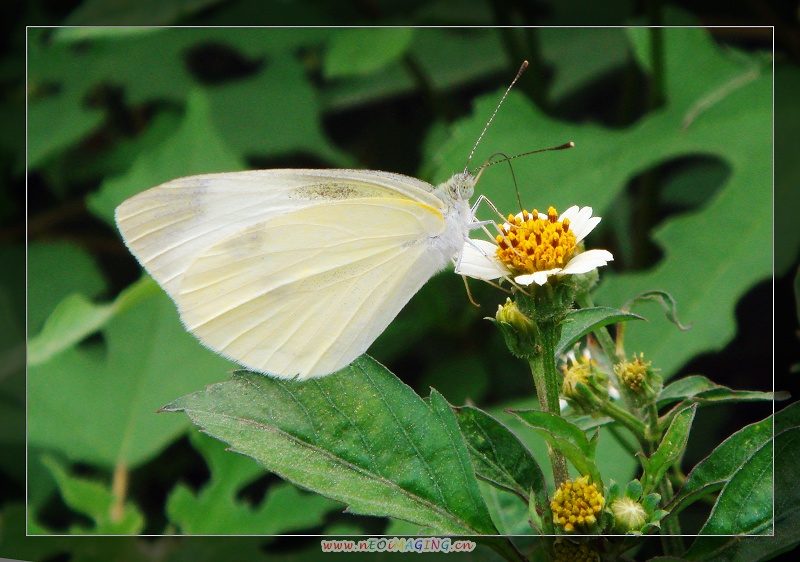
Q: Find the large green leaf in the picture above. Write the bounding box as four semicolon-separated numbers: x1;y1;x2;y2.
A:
28;283;237;470
163;356;498;535
166;431;341;534
681;404;800;558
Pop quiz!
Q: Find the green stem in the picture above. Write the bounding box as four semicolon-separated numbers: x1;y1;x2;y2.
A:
528;321;569;487
599;401;647;449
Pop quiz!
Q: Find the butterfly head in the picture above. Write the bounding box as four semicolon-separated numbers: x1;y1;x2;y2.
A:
437;171;475;204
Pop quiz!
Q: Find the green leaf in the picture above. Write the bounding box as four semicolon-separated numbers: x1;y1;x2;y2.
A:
642;404;696;495
694;435;774;536
167;431;341;534
624;290;693;331
556;306;645;358
28;285;237;470
657;375;788;410
163;356;498;535
324;28;414;79
39;456;144;534
207;54;350;166
684;419;800;559
509;409;601;487
671;403;800;526
86;89;245;225
27;242;107;336
28;277;157;365
478;480;535;535
453;405;547;507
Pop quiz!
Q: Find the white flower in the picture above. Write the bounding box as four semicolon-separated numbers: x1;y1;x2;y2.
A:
457;205;613;286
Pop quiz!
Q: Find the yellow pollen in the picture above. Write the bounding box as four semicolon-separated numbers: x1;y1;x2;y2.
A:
551;475;604;533
495;206;576;275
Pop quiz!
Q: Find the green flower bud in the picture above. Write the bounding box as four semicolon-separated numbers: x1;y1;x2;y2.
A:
610;496;648;533
562;360;609;413
614;353;662;406
492;298;538;359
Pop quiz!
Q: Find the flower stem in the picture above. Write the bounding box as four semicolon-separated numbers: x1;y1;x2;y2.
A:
528;320;569;487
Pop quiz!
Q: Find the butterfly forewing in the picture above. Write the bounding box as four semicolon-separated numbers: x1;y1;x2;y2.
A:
115;170;457;379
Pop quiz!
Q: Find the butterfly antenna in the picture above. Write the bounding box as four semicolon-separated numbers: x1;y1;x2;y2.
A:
464;60;529;173
473;142;575;177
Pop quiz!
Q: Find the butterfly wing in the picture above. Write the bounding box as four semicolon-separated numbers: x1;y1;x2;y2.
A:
115;169;444;296
176;198;450;379
115;170;454;379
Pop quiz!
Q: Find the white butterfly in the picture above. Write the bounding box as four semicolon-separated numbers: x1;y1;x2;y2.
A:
116;62;535;380
115;168;479;380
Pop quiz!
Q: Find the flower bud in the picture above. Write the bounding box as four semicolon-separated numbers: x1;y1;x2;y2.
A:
562;360;609;413
550;475;604;533
610;496;648;533
614;353;662;406
492;298;538;359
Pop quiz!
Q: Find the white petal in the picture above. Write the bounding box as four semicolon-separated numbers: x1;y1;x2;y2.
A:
558;205;581;222
572;216;601;243
609;386;621;400
559;398;569;412
560;249;614;275
515;268;561;286
455;239;510;280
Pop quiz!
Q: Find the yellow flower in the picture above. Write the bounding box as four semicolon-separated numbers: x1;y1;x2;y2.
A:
456;206;612;286
551;475;605;532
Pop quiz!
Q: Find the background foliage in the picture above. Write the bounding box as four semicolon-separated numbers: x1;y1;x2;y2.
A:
3;0;800;561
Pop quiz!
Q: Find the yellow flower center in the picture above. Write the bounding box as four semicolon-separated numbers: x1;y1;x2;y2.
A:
495;207;577;275
614;354;651;392
551;475;604;533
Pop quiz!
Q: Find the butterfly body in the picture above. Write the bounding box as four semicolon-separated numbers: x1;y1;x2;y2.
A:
115;168;476;380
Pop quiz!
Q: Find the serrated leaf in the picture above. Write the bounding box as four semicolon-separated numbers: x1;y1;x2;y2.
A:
324;28;414;79
453;404;547;507
642;404;696;495
556;306;645;358
657;375;788;410
509;409;601;487
39;456;144;534
163;356;497;535
28;286;237;469
167;431;341;534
